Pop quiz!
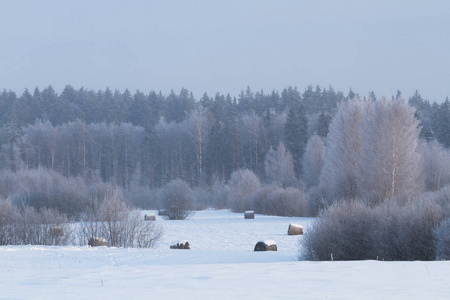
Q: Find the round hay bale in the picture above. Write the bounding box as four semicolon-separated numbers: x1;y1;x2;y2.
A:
144;214;156;221
88;237;107;247
170;240;190;249
244;211;254;219
254;240;277;251
287;223;303;235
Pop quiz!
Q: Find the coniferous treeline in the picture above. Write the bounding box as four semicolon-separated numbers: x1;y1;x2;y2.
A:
0;85;343;187
2;85;450;259
1;85;449;189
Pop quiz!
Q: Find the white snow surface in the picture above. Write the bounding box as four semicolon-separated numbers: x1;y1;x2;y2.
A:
0;210;448;299
261;239;276;246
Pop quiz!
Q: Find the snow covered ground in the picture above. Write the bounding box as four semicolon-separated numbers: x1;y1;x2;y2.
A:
0;210;448;299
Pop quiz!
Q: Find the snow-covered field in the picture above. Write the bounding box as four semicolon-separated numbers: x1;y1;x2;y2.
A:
0;210;448;299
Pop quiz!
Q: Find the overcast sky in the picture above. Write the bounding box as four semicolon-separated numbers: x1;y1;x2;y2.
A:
1;0;449;102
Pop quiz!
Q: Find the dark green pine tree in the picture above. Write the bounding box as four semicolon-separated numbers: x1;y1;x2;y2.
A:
263;108;276;151
284;106;308;177
317;112;332;138
347;88;356;100
204;120;224;182
224;106;242;176
434;97;450;148
129;90;151;127
409;90;434;142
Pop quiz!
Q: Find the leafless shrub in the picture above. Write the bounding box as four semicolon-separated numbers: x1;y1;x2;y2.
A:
158;179;194;220
79;189;163;248
0;198;20;245
14;206;73;246
249;184;277;214
302;199;376;261
249;185;307;217
434;218;450;260
0;168;89;218
302;197;444;261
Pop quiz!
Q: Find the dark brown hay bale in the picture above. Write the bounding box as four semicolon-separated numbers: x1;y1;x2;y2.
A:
287;223;303;235
254;240;277;251
170;240;190;249
144;214;156;221
88;237;107;247
50;227;64;237
244;211;254;219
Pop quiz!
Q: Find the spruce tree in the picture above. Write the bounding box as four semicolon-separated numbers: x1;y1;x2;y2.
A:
284;106;308;177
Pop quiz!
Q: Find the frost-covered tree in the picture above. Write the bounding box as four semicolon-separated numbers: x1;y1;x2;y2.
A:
418;141;450;191
264;142;297;187
357;97;423;202
158;179;194;220
318;98;364;202
302;135;324;188
228;169;261;212
186;105;214;184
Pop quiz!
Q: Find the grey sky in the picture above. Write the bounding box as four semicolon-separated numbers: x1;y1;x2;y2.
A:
1;0;450;101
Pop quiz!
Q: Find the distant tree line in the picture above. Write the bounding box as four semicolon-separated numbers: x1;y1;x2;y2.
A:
0;85;344;188
1;84;450;259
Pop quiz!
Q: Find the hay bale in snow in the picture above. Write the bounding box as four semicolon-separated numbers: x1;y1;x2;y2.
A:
50;227;64;237
170;240;190;249
144;214;156;221
88;237;107;247
287;223;303;235
254;240;277;251
244;211;254;219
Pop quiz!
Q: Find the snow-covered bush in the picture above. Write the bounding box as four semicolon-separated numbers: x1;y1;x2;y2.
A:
249;185;307;217
302;197;444;261
306;186;328;217
249;184;277;215
0;168;90;218
14;206;74;246
79;189;163;248
158;179;194;220
265;187;307;217
374;197;442;261
302;199;377;261
434;218;450;260
0;198;20;245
